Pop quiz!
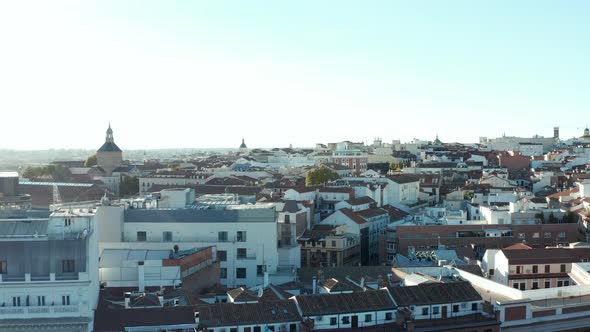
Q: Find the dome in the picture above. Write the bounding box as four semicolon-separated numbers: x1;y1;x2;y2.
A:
239;138;247;149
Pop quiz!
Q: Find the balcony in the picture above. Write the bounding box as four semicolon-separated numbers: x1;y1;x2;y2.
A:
0;305;79;318
0;272;89;284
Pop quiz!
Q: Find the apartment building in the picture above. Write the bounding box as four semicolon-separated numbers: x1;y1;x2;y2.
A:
483;247;590;290
0;207;100;331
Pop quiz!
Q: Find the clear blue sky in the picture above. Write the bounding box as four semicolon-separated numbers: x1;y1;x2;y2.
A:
1;1;589;149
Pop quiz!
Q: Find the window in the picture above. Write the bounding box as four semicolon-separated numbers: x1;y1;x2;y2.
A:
545;280;551;288
385;312;393;320
290;323;297;332
217;250;227;262
236;268;246;279
533;265;538;273
365;314;372;322
237;231;247;242
284;215;290;223
472;303;478;311
561;264;566;273
558;280;563;287
230;328;238;332
0;260;6;274
564;280;570;286
12;296;21;307
162;231;173;242
532;232;540;238
64;218;72;227
453;305;459;312
516;266;522;274
330;317;337;326
544;232;551;238
332;240;337;247
433;306;440;315
518;233;525;239
62;295;70;305
257;265;265;276
342;316;350;324
218;231;228;242
62;260;75;273
545;265;550;273
220;268;227;279
244;328;251;332
532;281;539;289
559;231;566;238
137;231;147;242
422;307;429;316
488;269;494;276
254;327;261;332
37;295;45;306
237;248;247;259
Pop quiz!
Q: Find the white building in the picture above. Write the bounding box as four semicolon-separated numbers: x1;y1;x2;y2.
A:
294;290;397;330
0;207;100;331
96;194;299;288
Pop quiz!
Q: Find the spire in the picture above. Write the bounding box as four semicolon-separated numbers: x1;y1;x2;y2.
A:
106;123;114;143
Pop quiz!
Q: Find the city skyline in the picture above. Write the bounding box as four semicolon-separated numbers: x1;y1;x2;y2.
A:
1;1;589;149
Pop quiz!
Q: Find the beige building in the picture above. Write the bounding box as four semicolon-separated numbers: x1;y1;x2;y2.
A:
299;224;360;268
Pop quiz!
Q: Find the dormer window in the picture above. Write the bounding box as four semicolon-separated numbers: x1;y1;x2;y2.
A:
64;218;72;227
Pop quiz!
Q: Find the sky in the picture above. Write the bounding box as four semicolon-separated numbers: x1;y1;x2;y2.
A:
0;1;589;150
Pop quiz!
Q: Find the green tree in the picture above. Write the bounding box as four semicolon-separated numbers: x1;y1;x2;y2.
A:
51;165;72;182
548;212;558;223
120;176;139;196
84;154;97;167
23;165;70;182
306;165;339;186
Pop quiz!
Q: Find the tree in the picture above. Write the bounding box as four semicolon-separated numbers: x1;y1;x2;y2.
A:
22;165;70;182
120;176;139;196
84;154;97;167
306;165;339;186
51;165;72;182
548;212;558;223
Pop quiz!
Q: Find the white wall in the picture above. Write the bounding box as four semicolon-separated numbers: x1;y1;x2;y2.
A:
120;220;279;288
307;309;396;330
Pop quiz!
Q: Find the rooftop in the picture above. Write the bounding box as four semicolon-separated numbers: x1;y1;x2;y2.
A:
388;282;481;306
198;300;300;327
295;289;395;316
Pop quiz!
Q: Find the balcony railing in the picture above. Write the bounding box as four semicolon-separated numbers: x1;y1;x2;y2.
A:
0;272;88;284
0;305;79;316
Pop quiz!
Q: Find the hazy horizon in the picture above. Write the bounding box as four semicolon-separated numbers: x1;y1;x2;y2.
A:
1;1;589;149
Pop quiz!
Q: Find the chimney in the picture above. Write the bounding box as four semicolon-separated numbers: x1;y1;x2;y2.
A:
124;292;131;309
263;271;269;288
138;261;145;292
157;292;164;307
312;276;317;294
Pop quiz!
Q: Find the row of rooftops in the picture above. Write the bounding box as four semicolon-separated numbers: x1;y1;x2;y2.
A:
195;281;486;328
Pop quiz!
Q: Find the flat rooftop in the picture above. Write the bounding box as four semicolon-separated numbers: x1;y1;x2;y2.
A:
100;249;173;267
0;219;48;237
0;171;19;178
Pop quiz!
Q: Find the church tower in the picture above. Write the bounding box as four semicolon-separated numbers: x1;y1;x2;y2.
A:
96;123;123;175
239;138;249;154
